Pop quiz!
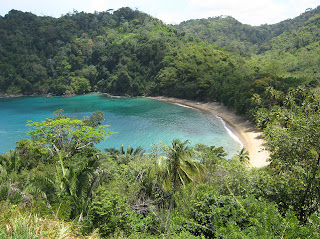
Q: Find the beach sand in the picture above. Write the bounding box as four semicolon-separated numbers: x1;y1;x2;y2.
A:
150;96;270;168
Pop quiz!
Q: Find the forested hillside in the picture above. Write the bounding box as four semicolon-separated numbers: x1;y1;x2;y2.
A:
1;7;320;114
0;8;185;96
175;6;320;55
2;6;320;238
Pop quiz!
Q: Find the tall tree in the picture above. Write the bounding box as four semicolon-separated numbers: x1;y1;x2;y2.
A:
152;139;203;194
265;113;320;222
150;139;204;230
27;110;112;157
26;156;105;221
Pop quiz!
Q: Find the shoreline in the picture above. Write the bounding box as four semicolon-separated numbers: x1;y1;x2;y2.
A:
150;96;270;168
1;93;270;167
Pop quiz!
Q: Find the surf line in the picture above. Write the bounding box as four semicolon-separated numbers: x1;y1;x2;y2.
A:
172;101;244;150
174;103;194;109
215;115;244;149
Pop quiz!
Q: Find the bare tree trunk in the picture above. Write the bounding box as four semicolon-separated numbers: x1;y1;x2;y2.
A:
165;191;174;237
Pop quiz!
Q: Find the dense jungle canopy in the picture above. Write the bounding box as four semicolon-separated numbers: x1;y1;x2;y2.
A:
2;6;320;238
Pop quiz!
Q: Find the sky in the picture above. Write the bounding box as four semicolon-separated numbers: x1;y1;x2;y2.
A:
0;0;319;26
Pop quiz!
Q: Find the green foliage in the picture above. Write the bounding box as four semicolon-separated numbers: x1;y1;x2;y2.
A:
3;117;320;237
150;139;204;194
2;6;320;236
263;113;320;221
14;139;52;170
105;145;145;165
195;144;227;166
27;110;112;157
0;203;100;238
248;83;320;223
175;16;269;55
87;187;136;237
0;7;191;97
156;43;243;102
172;182;320;238
0;152;21;176
2;6;319;118
20;111;114;222
236;148;250;165
175;6;320;59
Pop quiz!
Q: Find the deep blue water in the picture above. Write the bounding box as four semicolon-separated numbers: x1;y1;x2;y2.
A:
0;94;241;157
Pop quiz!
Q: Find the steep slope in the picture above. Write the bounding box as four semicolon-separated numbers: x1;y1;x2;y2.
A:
0;6;319;115
174;6;320;84
175;16;267;55
174;6;320;56
0;8;246;108
250;12;320;81
0;8;189;95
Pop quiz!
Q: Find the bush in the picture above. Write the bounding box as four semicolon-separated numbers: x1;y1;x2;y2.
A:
0;203;99;238
86;186;137;237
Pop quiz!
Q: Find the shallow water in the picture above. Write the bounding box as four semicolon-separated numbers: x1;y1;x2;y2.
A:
0;94;241;157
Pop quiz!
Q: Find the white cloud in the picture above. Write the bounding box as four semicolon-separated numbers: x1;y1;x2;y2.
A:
82;0;320;25
186;0;319;26
291;0;319;14
155;12;185;25
188;0;270;10
84;0;153;13
1;0;318;26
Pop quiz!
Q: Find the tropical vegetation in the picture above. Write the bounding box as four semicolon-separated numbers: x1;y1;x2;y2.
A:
1;5;320;238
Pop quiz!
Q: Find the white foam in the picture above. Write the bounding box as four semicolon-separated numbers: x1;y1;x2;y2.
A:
174;103;194;109
215;115;243;149
173;102;243;150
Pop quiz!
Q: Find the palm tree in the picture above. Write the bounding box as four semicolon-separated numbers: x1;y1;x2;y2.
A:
158;139;203;193
237;148;250;166
105;145;145;157
150;139;204;229
105;145;145;165
26;155;104;221
63;157;104;221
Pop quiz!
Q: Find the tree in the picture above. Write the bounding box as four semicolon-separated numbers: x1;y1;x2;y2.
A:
237;148;250;166
150;139;204;230
24;111;112;221
26;110;113;157
105;145;144;156
105;145;145;165
26;156;105;221
152;139;204;194
70;76;91;94
265;114;320;222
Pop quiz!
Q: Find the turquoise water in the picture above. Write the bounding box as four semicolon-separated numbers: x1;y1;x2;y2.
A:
0;94;241;157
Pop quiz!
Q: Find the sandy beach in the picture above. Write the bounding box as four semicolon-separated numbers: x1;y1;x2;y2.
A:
150;96;270;168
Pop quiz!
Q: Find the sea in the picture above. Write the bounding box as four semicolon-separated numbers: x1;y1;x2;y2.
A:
0;94;241;157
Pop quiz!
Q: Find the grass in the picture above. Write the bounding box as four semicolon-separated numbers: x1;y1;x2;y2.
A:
0;203;100;239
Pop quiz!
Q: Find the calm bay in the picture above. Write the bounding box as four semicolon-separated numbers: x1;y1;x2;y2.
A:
0;94;241;157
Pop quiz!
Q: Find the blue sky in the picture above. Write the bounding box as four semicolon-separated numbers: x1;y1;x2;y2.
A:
0;0;319;26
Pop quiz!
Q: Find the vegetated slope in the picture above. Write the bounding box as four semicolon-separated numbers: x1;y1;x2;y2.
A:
0;8;184;96
174;6;320;56
250;12;320;81
0;8;241;98
0;6;319;115
175;16;268;55
3;7;320;239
